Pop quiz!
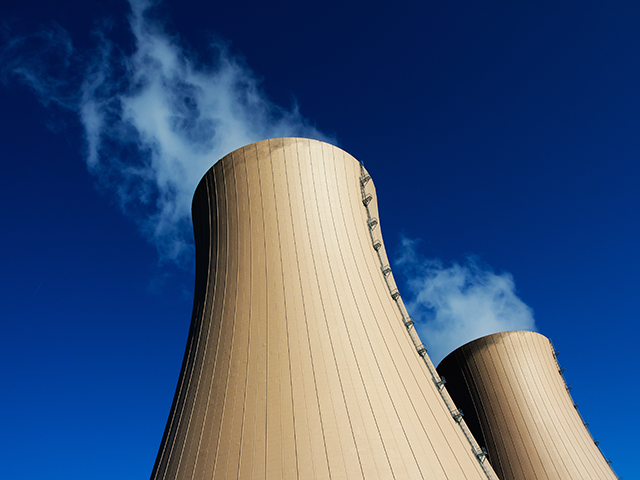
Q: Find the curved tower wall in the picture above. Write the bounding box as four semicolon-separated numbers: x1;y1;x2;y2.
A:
150;138;496;480
437;330;617;480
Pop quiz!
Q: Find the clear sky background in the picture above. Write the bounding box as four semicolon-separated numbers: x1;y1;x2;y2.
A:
1;1;638;479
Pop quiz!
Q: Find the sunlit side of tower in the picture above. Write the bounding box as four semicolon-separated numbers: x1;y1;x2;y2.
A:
437;330;618;480
149;138;497;479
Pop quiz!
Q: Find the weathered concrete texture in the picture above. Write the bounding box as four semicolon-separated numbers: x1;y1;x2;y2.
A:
150;138;494;480
438;330;617;480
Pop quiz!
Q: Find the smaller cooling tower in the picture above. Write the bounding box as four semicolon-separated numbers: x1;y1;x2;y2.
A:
437;330;617;480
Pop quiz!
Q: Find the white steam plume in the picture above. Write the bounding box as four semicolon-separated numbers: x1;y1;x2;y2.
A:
395;237;536;364
2;0;330;263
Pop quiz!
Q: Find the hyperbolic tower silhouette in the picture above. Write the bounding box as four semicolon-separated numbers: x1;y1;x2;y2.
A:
150;138;618;479
150;138;497;479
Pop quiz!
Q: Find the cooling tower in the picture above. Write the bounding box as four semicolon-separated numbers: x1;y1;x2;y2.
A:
150;138;497;479
437;330;617;480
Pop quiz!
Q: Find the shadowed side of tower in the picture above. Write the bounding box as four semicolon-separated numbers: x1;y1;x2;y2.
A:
437;330;618;480
150;138;495;480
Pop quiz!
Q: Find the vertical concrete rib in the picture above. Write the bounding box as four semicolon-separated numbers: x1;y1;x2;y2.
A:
265;139;298;478
285;139;332;479
210;156;239;480
189;156;228;478
150;138;497;480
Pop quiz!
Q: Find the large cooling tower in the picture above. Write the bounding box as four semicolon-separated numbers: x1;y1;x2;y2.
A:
150;138;497;479
437;330;617;480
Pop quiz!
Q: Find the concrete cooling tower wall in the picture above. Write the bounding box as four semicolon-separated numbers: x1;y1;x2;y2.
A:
437;330;617;480
149;138;497;480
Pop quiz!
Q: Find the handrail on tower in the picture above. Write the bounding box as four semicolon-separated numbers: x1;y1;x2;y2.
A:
357;161;498;480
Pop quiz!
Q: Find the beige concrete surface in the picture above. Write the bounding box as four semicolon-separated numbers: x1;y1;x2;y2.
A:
150;138;495;479
437;330;617;480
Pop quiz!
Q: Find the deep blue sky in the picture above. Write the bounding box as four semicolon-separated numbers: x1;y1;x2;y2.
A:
1;1;638;478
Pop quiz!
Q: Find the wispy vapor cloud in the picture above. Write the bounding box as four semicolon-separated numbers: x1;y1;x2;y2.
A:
0;22;77;123
2;0;329;263
395;237;536;364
